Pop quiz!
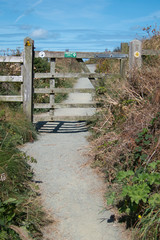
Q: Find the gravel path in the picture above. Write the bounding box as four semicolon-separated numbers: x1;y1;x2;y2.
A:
53;65;96;117
22;65;123;240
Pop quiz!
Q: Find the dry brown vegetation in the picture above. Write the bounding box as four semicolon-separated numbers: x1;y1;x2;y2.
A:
56;58;83;73
88;28;160;239
89;30;160;179
89;75;160;179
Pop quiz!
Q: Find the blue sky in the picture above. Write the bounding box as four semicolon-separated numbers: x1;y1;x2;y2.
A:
0;0;160;52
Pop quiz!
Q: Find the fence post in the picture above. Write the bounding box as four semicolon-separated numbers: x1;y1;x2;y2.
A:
120;43;129;78
49;58;56;119
129;39;142;71
23;37;34;122
121;42;129;54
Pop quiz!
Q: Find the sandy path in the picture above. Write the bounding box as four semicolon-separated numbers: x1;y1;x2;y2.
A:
22;65;123;240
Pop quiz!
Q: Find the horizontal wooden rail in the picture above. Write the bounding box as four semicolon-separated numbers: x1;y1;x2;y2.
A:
34;72;107;79
94;53;128;58
54;103;97;108
33;114;93;122
34;73;52;79
34;103;50;109
0;76;23;82
35;51;105;59
0;95;23;102
142;49;160;56
0;56;23;63
55;73;106;78
34;88;95;94
34;103;97;109
35;51;128;59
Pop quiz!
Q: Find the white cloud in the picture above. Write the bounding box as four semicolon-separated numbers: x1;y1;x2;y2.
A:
32;0;43;8
15;0;43;23
122;10;160;25
15;14;25;23
30;28;48;39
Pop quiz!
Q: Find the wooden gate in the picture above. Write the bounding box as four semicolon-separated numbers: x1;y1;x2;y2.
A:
2;37;158;122
33;40;130;123
33;51;97;123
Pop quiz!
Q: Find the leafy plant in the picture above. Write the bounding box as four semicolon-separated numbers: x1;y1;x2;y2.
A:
109;160;160;222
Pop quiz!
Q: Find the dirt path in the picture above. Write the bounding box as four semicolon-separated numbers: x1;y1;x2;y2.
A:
22;65;123;240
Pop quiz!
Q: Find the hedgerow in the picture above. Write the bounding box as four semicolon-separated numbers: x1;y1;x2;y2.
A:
88;26;160;239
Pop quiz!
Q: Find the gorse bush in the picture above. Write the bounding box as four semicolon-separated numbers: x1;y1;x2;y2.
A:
88;25;160;240
34;57;50;73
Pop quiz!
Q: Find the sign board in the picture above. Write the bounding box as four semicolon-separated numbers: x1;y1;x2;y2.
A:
134;51;140;58
64;52;77;58
39;51;45;58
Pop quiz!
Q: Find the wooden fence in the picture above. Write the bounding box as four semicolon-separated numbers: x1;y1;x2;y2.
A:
0;38;160;122
0;56;23;103
0;37;34;121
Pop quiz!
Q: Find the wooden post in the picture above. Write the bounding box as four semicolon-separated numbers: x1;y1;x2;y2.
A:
121;43;129;54
120;43;128;78
23;37;34;122
120;59;125;78
50;58;56;117
129;39;142;70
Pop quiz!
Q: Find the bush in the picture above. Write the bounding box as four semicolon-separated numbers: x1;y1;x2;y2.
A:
0;106;48;239
88;26;160;240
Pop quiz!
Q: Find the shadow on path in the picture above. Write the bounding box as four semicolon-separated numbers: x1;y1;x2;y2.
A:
36;121;88;134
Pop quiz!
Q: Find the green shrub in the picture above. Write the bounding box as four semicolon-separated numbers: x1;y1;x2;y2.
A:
0;106;48;239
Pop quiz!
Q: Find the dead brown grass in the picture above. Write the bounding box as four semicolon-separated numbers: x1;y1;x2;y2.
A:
88;35;160;183
56;58;82;73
